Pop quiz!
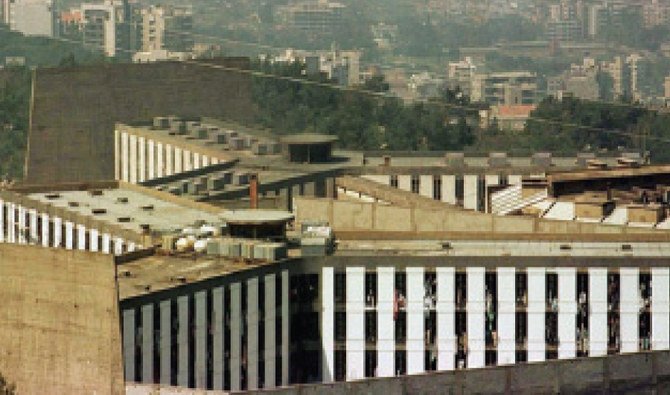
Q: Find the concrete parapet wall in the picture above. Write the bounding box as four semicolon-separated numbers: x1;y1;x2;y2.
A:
294;197;670;241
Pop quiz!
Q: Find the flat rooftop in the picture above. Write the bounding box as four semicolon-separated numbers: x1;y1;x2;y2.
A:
359;154;625;172
547;165;670;183
27;185;223;235
336;239;670;257
118;253;283;300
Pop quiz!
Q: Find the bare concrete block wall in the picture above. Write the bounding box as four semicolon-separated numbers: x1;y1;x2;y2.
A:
294;197;670;239
237;351;670;395
26;59;253;183
0;244;123;394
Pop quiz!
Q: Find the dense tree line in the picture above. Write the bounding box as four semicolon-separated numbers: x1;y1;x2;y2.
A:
0;27;104;67
471;96;670;162
0;67;30;180
251;59;475;151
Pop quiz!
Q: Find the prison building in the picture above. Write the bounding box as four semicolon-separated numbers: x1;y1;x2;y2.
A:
359;152;640;212
117;245;670;390
0;182;222;255
117;120;352;212
118;254;292;391
115;119;232;184
316;254;670;381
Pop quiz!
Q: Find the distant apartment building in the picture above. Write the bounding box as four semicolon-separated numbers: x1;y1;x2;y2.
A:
600;56;627;98
480;104;536;131
82;2;117;56
626;53;645;101
81;0;142;58
471;71;538;106
2;0;57;37
370;23;398;50
132;49;191;63
548;58;600;101
276;0;345;35
660;75;670;106
642;0;669;28
446;57;477;99
546;19;582;42
547;54;648;101
274;48;360;86
141;5;194;53
408;72;445;100
545;0;582;41
60;8;83;37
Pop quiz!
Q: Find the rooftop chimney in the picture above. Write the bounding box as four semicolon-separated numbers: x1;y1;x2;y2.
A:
250;173;259;209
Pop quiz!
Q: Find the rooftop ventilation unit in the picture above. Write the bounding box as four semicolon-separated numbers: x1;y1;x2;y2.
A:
531;152;552;167
117;217;132;223
488;152;509;167
141;205;154;211
445;152;465;167
153;117;169;129
92;208;107;215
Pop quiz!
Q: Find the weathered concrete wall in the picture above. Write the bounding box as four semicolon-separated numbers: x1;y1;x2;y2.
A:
0;244;123;394
294;197;670;240
239;351;670;395
26;58;253;183
128;351;670;395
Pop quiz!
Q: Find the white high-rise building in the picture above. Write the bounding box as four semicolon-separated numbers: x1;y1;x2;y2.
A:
81;2;117;57
3;0;57;37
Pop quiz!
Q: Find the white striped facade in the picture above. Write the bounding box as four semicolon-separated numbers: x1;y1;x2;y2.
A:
320;265;667;380
115;129;226;184
0;198;132;255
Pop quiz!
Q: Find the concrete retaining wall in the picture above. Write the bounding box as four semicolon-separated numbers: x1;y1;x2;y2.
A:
0;244;123;394
26;59;253;183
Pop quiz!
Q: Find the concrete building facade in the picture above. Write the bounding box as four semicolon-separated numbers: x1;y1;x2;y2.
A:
141;5;194;53
120;260;291;391
3;0;57;37
116;249;670;391
82;2;118;57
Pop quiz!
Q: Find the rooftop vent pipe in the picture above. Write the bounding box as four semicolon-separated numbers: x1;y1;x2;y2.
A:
250;173;259;209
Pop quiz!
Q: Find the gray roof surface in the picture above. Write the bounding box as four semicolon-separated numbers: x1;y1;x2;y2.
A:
28;188;222;234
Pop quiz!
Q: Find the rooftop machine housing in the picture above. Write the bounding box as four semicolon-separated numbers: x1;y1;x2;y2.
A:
221;209;294;240
280;133;338;163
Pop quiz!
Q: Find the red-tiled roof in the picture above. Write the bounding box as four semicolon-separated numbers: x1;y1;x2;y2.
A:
494;104;536;118
61;10;82;24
